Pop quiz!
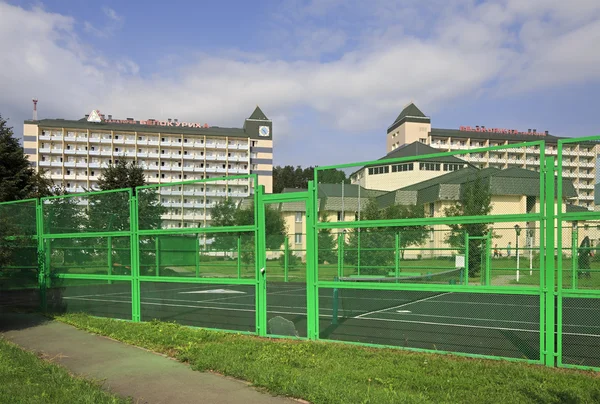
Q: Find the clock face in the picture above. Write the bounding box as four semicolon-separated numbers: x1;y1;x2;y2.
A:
259;126;270;137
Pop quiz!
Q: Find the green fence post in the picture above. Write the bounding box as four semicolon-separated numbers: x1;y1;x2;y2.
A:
155;236;160;277
130;193;141;322
337;233;343;278
306;180;318;340
464;231;469;286
237;236;241;279
395;232;400;278
255;185;267;337
107;236;113;285
571;225;578;290
195;234;200;277
486;232;492;286
544;156;556;367
357;230;361;276
332;277;339;325
284;236;289;282
36;201;46;312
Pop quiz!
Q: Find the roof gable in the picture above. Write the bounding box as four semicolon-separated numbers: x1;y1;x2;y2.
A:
248;106;269;121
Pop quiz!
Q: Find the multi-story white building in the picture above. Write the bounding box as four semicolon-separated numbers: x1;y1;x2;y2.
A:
355;102;596;208
23;106;273;228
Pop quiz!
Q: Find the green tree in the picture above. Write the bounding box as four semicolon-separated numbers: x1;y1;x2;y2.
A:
344;199;391;275
273;165;348;193
0;115;53;202
92;160;165;274
209;198;239;251
234;202;287;265
383;204;430;259
318;168;349;185
318;214;337;264
444;177;492;277
344;199;429;275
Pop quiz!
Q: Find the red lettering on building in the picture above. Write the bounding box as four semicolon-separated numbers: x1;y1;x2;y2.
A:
459;126;546;136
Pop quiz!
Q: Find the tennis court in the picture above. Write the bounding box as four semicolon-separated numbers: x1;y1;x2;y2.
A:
50;280;600;367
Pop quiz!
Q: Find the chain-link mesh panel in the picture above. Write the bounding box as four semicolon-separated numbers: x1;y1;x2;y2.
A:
318;144;543;223
137;176;255;231
265;201;307;337
42;190;132;234
46;236;132;276
319;290;541;359
560;222;600;290
561;297;600;368
138;232;255;278
558;141;597;213
318;226;467;282
139;282;255;332
46;278;132;319
488;224;542;287
0;200;39;309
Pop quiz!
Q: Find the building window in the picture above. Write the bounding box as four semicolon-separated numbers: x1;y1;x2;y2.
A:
367;166;389;175
337;212;343;221
443;164;462;172
391;163;414;172
294;233;303;244
419;162;441;171
66;170;71;175
161;137;165;142
115;135;119;140
178;139;182;143
429;203;434;217
184;151;188;155
156;173;159;178
184;138;188;143
251;141;257;147
419;138;427;143
161;174;165;179
295;212;302;222
161;162;165;166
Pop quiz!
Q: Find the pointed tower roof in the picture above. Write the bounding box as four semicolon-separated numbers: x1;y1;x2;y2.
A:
387;102;430;133
394;103;426;123
248;106;269;121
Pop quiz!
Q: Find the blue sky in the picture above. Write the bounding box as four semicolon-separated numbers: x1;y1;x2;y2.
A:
1;0;600;166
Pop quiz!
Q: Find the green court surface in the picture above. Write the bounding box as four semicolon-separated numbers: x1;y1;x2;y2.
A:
47;280;600;368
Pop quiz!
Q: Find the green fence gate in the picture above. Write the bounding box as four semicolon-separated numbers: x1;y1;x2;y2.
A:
1;140;600;370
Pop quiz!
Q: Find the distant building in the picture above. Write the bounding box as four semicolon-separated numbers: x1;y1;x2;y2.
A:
23;106;273;228
280;167;582;259
383;102;597;208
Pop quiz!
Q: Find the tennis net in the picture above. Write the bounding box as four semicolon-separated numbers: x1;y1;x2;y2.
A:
331;269;464;321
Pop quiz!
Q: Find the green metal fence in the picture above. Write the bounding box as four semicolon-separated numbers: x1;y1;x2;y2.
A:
1;140;599;369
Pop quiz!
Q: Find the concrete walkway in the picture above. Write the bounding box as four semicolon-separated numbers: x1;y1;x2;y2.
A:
0;313;295;404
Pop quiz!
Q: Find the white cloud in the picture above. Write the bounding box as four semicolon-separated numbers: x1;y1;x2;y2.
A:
1;0;600;147
84;7;123;38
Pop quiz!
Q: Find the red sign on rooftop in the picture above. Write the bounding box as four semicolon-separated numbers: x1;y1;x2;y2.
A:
459;126;546;136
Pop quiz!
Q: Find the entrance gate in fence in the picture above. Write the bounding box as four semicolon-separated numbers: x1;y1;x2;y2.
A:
1;140;600;370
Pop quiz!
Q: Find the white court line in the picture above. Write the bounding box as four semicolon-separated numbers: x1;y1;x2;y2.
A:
388;312;540;326
354;293;450;319
60;296;327;317
355;316;538;333
562;331;600;338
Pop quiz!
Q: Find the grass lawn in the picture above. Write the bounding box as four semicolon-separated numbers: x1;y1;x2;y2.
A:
0;337;128;404
57;313;600;404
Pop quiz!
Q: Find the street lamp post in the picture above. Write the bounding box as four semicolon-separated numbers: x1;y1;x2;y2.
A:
514;224;521;282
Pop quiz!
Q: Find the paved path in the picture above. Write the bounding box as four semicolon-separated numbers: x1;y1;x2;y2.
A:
0;313;295;404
